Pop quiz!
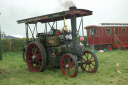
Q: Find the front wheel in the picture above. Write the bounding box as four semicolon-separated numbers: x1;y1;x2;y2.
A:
81;50;98;73
60;53;78;78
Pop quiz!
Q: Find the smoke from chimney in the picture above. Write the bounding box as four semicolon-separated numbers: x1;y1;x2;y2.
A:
58;0;76;9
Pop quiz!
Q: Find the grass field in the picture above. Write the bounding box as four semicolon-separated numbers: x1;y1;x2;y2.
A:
0;49;128;85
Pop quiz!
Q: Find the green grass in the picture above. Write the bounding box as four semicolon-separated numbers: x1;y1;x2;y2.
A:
0;49;128;85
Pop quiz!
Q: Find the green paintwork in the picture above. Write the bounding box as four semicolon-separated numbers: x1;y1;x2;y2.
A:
38;34;46;42
0;27;2;60
50;56;55;67
46;36;59;46
61;44;67;54
17;12;65;24
52;47;61;54
17;9;92;24
17;7;93;69
52;44;67;55
51;44;67;67
50;55;61;67
55;56;61;67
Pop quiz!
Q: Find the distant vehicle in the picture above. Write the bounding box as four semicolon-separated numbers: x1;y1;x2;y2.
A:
17;6;98;78
6;35;24;39
85;23;128;50
1;32;6;39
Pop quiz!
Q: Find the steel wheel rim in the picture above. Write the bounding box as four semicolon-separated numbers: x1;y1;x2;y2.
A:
26;42;43;72
60;54;76;78
81;51;97;73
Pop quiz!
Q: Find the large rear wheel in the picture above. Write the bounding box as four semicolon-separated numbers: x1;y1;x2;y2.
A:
60;53;78;78
81;50;98;73
26;41;47;72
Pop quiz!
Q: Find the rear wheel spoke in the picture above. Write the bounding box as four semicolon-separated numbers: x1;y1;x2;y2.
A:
68;57;71;64
34;64;37;69
63;58;66;65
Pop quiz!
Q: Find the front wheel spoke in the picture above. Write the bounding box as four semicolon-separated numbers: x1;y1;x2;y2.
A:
88;65;90;71
82;58;86;62
89;65;92;71
91;60;95;62
90;56;93;60
81;57;85;61
85;54;89;60
91;63;95;66
84;64;87;69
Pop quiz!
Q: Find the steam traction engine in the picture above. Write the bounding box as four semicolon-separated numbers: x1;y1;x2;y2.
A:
17;6;98;78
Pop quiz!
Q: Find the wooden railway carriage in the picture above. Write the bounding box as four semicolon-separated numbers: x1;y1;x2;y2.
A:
85;23;128;50
17;6;98;78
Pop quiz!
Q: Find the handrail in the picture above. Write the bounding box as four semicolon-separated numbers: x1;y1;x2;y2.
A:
114;34;126;50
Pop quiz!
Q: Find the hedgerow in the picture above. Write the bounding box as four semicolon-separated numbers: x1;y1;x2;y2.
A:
1;38;26;53
1;36;87;53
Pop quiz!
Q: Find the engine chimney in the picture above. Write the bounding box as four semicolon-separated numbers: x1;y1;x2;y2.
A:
70;6;77;46
69;6;77;10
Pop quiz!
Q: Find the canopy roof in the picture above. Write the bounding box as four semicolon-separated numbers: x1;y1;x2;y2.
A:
17;7;92;24
84;23;128;29
84;25;99;29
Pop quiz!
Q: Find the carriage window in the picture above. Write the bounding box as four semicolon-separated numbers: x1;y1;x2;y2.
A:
114;28;118;34
122;27;126;34
106;28;111;34
90;29;96;36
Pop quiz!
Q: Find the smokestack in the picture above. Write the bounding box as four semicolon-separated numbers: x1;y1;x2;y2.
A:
69;6;77;10
70;6;77;46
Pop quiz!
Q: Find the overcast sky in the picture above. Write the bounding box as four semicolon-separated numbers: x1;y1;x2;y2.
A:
0;0;128;37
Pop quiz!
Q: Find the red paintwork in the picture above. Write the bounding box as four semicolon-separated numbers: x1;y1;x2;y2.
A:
108;46;112;50
85;26;128;48
26;42;43;72
112;43;128;48
57;31;61;35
